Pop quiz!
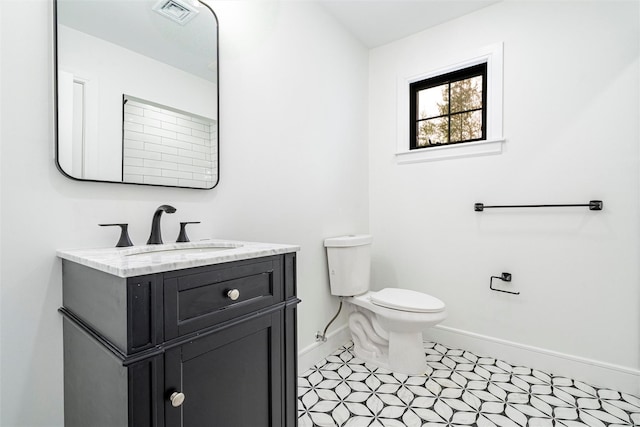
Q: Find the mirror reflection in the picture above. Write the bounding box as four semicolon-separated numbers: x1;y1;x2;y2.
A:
55;0;219;189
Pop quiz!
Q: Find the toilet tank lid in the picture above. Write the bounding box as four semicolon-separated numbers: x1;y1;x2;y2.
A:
324;234;372;247
371;288;445;313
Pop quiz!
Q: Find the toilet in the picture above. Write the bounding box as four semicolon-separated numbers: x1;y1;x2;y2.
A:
324;234;447;375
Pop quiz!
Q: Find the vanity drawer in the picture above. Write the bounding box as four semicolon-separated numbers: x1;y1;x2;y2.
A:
164;256;283;339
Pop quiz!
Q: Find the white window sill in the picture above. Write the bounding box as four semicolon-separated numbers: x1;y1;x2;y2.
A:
395;138;505;164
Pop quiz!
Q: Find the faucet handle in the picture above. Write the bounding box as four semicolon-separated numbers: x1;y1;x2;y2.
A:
177;222;201;243
99;224;134;248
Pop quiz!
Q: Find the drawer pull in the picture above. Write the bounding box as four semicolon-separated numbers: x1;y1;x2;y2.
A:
170;391;186;407
227;289;240;301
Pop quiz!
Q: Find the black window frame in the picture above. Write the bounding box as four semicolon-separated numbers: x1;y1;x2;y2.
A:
410;62;488;150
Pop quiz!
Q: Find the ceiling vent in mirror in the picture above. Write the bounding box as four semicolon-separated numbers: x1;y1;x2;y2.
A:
152;0;200;25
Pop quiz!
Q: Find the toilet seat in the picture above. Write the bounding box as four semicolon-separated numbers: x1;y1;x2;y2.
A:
370;288;445;313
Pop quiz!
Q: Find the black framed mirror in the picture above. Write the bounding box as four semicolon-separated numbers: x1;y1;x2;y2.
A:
54;0;219;189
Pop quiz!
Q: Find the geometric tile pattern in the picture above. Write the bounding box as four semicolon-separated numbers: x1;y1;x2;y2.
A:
298;342;640;427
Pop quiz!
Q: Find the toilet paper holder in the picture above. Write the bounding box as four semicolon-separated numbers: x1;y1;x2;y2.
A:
490;272;519;295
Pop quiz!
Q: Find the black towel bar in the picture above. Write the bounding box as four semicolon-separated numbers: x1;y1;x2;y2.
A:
474;200;603;212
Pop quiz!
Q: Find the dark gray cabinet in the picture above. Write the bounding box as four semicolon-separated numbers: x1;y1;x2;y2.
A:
60;254;299;427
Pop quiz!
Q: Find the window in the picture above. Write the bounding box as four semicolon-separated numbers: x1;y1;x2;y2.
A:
396;43;504;163
409;63;487;149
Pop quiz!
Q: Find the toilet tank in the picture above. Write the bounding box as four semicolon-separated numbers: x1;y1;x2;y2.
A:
324;235;372;296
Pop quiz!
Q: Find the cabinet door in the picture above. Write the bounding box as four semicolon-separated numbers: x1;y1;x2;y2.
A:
164;310;283;427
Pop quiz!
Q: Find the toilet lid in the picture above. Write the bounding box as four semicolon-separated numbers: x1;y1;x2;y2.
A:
370;288;445;313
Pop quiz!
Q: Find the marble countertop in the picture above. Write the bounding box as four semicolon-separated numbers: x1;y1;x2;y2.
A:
57;239;300;278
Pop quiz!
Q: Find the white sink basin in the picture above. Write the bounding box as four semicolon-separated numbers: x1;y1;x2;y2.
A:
125;243;243;258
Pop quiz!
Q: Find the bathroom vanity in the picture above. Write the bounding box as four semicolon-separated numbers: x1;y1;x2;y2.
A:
57;241;300;427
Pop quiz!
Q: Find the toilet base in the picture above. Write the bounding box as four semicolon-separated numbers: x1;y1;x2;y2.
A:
388;331;428;375
348;309;428;375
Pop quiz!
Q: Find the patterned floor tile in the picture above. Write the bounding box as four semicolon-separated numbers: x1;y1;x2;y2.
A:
298;342;640;427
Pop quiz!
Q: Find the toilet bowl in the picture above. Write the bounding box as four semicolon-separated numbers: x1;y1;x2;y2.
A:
324;235;447;375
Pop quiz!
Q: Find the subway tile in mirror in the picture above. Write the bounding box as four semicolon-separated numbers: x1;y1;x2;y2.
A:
122;95;218;189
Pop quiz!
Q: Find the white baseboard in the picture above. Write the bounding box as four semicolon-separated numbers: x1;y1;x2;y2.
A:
425;325;640;396
298;325;351;374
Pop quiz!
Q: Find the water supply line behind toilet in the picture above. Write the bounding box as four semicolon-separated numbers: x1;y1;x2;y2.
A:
315;298;343;342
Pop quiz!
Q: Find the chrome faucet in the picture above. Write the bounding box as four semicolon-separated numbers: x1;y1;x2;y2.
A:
147;205;176;245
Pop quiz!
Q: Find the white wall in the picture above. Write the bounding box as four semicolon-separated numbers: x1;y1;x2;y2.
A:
369;1;639;392
0;0;368;425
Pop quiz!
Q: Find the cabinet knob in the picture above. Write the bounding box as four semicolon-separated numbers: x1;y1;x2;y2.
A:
170;391;185;408
227;289;240;301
